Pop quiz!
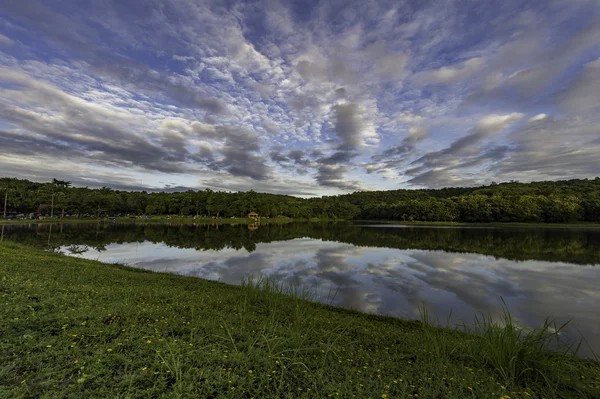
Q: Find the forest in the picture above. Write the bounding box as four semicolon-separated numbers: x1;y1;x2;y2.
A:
2;176;600;223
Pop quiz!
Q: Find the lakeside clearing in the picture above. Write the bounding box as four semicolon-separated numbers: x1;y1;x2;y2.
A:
0;216;346;226
1;242;599;398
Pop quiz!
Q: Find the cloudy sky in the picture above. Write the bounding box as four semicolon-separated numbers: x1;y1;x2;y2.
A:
1;0;599;196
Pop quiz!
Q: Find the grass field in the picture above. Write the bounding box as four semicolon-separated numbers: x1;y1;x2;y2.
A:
1;242;599;398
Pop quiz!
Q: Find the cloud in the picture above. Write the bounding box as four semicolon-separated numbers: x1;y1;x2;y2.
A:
0;67;275;185
406;113;523;186
331;103;377;150
554;57;600;115
0;33;14;46
407;168;479;187
0;69;192;173
92;60;231;114
318;151;359;166
2;1;233;115
528;114;548;123
260;116;280;134
269;151;288;164
494;116;600;181
367;126;429;175
417;57;484;84
396;113;425;124
206;126;271;181
315;165;363;191
287;150;313;167
461;7;600;111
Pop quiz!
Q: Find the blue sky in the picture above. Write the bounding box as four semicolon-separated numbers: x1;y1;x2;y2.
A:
0;0;599;196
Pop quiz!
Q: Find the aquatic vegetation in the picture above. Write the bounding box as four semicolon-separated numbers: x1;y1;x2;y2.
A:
1;241;599;398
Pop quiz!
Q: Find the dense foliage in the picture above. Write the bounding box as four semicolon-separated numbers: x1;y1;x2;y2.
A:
2;177;600;222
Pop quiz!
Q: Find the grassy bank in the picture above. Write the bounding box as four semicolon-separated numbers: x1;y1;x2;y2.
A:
356;220;600;229
0;216;335;226
1;243;599;398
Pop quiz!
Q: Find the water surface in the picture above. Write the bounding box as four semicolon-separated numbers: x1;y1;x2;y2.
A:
3;222;599;356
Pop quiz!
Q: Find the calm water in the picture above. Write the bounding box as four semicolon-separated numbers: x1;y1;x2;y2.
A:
3;222;600;356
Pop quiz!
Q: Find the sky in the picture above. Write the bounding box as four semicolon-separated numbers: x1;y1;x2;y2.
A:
0;0;599;196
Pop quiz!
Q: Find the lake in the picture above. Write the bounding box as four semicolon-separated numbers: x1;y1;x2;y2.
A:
3;222;600;357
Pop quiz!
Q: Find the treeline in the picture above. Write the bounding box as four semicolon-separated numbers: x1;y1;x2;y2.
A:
346;178;600;223
0;178;358;220
2;177;600;223
4;223;600;265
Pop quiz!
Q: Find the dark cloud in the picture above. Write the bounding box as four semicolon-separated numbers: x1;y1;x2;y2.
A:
450;145;509;171
208;127;272;181
269;151;288;163
287;150;308;165
373;145;412;161
0;101;192;175
332;103;364;151
315;165;362;191
334;88;347;98
305;103;370;188
367;126;428;174
404;114;522;186
310;149;323;158
318;151;358;165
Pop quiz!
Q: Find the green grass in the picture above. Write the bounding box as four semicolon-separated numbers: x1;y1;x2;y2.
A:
1;242;599;398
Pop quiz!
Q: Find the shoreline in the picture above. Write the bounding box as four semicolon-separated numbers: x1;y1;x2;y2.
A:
3;217;600;229
1;241;598;397
353;220;600;229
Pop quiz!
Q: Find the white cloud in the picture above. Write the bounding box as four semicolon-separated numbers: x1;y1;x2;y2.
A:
417;57;484;84
396;113;425;124
528;113;548;123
